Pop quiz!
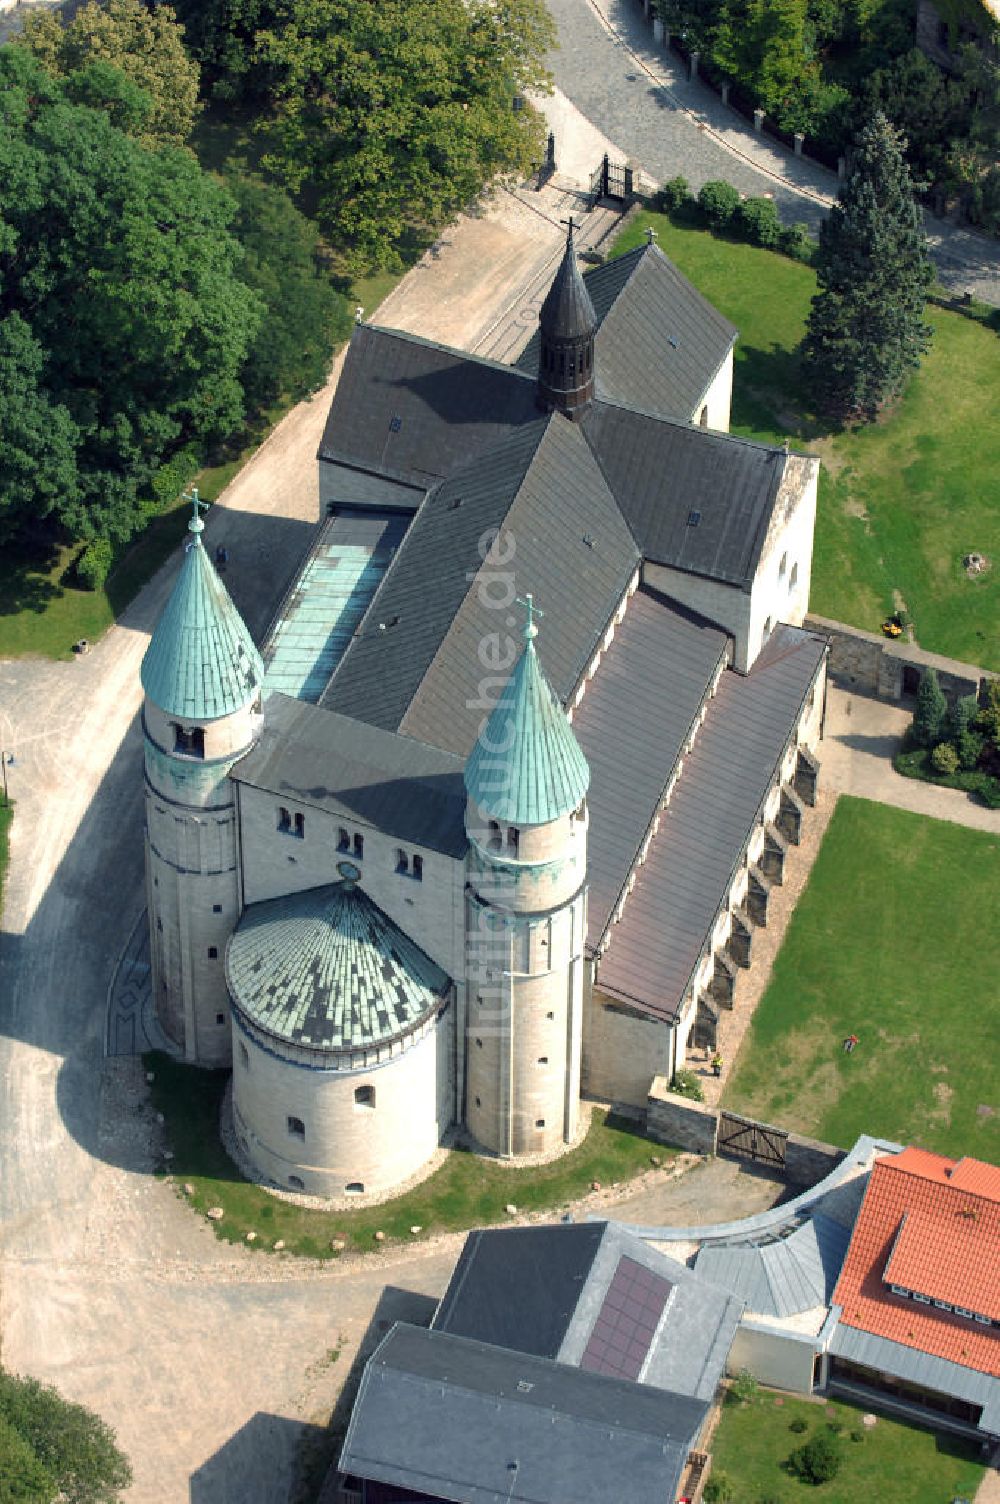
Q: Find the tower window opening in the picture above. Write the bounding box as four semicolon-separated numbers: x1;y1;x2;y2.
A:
507;827;520;858
778;552;788;580
535;1118;546;1129
215;1012;225;1025
353;831;364;859
337;827;350;852
156;917;163;932
396;849;409;875
345;1182;364;1195
699;405;709;427
412;854;423;881
538;1056;549;1065
475;1037;483;1049
213;903;222;913
488;820;502;852
790;561;799;590
239;1042;249;1068
355;1084;375;1109
293;812;305;839
208;946;218;959
288;1175;305;1191
287;1115;305;1140
277;806;291;833
173;724;205;758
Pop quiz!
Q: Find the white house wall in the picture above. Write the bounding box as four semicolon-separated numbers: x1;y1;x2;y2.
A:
693;350;734;433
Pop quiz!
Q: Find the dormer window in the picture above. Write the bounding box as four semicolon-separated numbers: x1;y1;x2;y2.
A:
173;724;205;758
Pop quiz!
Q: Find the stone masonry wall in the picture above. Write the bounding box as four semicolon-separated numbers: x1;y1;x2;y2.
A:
646;1076;718;1155
806;615;983;704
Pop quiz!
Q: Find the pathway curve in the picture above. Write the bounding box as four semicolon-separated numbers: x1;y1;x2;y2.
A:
542;0;1000;303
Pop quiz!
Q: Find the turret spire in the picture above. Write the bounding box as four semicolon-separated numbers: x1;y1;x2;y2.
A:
537;219;597;420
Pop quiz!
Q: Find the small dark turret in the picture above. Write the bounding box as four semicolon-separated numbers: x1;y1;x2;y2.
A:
537;219;597;420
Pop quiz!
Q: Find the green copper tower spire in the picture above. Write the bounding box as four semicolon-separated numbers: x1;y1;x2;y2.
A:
464;594;590;826
141;489;264;721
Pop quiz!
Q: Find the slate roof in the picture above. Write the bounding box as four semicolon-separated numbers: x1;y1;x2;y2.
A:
433;1224;606;1358
582;402;787;588
141;519;264;720
595;624;827;1014
694;1213;852;1319
518;241;737;420
570;587;729;950
339;1323;707;1504
832;1147;1000;1376
321;416;640;756
434;1221;743;1404
231;694;467;858
464;619;590;826
318;324;538;490
539;225;597;340
226;880;450;1051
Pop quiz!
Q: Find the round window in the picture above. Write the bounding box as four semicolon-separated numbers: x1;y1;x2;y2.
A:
337;860;361;882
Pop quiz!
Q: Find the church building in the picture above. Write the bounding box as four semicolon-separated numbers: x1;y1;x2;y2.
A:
140;224;828;1199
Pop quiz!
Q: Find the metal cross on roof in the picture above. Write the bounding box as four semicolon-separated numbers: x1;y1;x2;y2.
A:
561;215;578;243
516;592;543;643
645;224;659;245
184;486;209;537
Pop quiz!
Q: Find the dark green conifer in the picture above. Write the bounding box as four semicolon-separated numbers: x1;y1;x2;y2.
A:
912;666;948;749
803;113;932;422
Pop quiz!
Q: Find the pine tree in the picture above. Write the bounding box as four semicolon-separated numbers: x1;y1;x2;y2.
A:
803;113;932;422
911;666;948;749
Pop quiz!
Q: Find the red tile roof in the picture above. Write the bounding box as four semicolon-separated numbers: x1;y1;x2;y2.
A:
833;1147;1000;1376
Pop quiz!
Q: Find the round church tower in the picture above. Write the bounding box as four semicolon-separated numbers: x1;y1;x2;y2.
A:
140;494;264;1067
536;218;597;420
463;598;590;1158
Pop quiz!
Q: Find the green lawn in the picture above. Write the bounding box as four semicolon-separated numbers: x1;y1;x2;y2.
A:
613;211;1000;669
145;1051;672;1258
0;801;12;908
709;1389;984;1504
723;796;1000;1158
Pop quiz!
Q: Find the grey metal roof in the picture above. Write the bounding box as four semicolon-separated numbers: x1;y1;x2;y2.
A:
519;242;737;420
262;510;409;703
596;624;828;1016
339;1323;707;1504
318;323;538;489
231;693;468;858
226;880;450;1051
582;401;787;588
321;416;640;757
571;587;729;950
694;1213;852;1318
829;1322;1000;1430
433;1224;606;1358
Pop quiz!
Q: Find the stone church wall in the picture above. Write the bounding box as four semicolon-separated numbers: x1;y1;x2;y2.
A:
748;455;818;671
231;1004;453;1197
695;350;734;433
237;783;467;986
583;991;670;1109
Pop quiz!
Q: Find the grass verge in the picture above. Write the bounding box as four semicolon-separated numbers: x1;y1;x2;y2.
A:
145;1050;673;1258
612;209;1000;669
723;795;1000;1159
709;1388;984;1504
0;801;12;909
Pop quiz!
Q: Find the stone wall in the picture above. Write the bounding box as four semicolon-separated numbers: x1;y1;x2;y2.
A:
784;1131;845;1188
646;1077;718;1155
585;994;672;1108
806;615;983;704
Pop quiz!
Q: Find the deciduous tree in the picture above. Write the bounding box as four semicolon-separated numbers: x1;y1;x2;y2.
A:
0;1371;131;1504
258;0;555;270
803;113;932;421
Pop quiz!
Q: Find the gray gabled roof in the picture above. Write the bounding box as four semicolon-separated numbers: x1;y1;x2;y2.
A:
828;1323;1000;1436
596;624;828;1013
518;241;737;420
231;693;468;857
321;416;640;757
339;1323;708;1504
318;323;538;490
582;401;787;589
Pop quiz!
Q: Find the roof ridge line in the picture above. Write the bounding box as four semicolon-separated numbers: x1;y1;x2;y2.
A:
362;321;538;380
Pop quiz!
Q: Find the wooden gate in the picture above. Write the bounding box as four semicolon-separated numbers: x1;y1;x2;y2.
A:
717;1110;788;1169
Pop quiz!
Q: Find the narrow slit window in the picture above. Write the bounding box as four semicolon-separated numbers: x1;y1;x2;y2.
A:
293;812;305;839
507;827;520;858
277;806;291;833
287;1115;305;1140
355;1084;375;1109
412;854;423;881
353;832;364;859
396;848;409;875
337;827;350;852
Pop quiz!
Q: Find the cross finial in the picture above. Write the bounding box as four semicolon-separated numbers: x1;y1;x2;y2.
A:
645;224;658;245
516;592;543;644
561;215;578;247
184;486;209;537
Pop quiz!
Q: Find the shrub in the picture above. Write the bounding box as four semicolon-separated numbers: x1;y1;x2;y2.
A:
789;1414;808;1433
738;196;781;247
704;1473;734;1504
150;447;199;509
789;1428;842;1485
698;179;741;231
668;1068;704;1102
911;666;948;748
658;175;691;210
780;220;813;261
851;1427;865;1442
958;728;985;770
731;1368;759;1403
75;538;114;591
930;740;960;775
977;679;1000;741
946;693;980;743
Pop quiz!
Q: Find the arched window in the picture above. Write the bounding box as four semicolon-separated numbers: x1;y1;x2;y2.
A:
412;854;423;881
173;725;205;758
239;1042;249;1069
396;848;409;874
287;1115;305;1140
488;820;502;852
293;812;305;838
353;832;364;859
507;827;520;858
789;561;799;590
779;552;788;581
277;807;291;833
355;1084;375;1109
337;827;350;852
699;405;709;427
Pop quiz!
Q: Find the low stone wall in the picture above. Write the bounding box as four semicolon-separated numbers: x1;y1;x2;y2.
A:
647;1077;718;1155
806;614;983;704
646;1077;844;1186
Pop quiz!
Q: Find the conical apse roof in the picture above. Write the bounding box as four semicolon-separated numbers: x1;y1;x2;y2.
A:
464;597;590;826
141;501;264;720
539;221;597;342
226;877;451;1051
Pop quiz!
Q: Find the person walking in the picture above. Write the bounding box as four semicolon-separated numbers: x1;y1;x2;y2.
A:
711;1053;724;1077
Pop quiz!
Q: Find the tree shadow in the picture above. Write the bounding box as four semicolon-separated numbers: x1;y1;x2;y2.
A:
0;536;66;618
